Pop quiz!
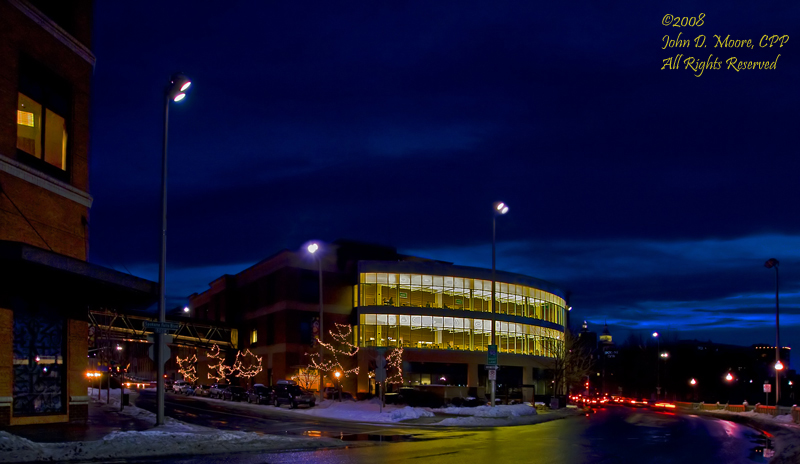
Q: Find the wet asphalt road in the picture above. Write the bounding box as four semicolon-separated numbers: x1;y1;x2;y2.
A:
135;390;436;440
133;393;773;464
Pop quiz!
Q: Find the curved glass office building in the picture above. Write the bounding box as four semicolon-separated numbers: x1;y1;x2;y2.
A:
353;260;567;397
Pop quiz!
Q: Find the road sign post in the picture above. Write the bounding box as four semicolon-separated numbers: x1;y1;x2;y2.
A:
148;334;173;365
487;344;497;366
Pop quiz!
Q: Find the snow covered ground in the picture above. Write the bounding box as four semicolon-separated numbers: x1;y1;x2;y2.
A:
5;388;795;463
0;388;343;463
282;396;546;426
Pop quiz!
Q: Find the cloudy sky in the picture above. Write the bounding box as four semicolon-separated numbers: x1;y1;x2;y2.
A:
88;1;800;359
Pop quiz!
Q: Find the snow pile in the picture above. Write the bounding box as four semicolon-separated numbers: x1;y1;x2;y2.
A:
436;404;537;418
290;398;433;423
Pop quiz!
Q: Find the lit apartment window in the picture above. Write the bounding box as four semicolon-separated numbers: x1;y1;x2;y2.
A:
16;56;71;178
250;328;258;345
17;92;67;170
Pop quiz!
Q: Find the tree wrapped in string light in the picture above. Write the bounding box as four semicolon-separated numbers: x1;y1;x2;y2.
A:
385;347;404;384
232;349;263;379
308;323;360;379
207;344;232;382
176;354;198;383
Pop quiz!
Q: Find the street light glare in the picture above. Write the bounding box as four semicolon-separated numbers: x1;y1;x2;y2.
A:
307;243;319;254
493;201;509;214
183;306;190;313
775;360;784;370
652;332;659;338
690;378;697;385
173;93;186;102
725;373;733;381
180;81;191;92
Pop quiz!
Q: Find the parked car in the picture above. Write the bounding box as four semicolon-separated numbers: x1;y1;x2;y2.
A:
273;380;316;408
193;384;212;397
172;380;190;393
246;385;274;404
222;386;248;402
183;385;196;396
209;383;230;399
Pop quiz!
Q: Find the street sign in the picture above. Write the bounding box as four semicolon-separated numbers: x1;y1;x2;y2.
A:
487;344;498;366
764;383;772;393
147;334;173;365
143;321;180;331
488;369;497;381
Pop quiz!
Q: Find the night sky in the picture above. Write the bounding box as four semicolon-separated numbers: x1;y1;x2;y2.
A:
88;2;799;361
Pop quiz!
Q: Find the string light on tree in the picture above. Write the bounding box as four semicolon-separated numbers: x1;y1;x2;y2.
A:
385;346;404;384
176;354;198;383
232;349;263;378
207;344;232;382
308;323;360;379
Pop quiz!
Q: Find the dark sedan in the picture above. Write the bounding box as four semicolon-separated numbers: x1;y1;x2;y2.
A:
222;386;248;402
246;385;274;404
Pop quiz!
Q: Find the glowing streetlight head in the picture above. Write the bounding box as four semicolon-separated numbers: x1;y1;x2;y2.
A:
307;243;319;254
652;332;659;338
493;201;509;215
764;258;779;269
116;344;123;351
775;360;784;371
725;373;733;382
183;306;190;313
568;306;572;311
167;73;191;102
334;371;341;379
690;378;697;385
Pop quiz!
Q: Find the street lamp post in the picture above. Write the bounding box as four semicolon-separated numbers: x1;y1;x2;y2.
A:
490;201;508;408
764;258;780;405
308;243;324;404
652;332;660;399
156;73;191;426
334;371;342;402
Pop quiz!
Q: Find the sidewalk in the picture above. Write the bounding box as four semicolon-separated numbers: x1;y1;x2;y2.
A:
1;391;154;443
0;389;343;463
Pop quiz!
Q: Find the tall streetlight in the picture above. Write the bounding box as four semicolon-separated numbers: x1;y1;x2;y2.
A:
308;243;324;404
156;73;191;426
764;258;781;404
490;201;509;407
652;332;660;399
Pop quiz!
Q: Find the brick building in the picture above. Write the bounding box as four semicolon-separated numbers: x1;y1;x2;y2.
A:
0;0;155;425
188;240;567;401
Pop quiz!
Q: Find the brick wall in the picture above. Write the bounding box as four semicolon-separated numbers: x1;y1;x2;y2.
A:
0;0;93;260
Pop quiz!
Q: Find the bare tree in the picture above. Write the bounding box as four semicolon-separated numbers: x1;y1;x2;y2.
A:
551;329;594;396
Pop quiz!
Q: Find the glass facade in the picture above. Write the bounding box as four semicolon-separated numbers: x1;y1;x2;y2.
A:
359;314;563;356
358;272;566;325
356;272;566;358
12;309;66;416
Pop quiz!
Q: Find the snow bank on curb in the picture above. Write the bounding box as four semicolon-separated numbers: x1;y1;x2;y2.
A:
436;404;537;418
290;398;433;422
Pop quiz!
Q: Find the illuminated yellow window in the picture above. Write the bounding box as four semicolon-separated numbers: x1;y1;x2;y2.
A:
16;92;67;170
250;328;258;344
